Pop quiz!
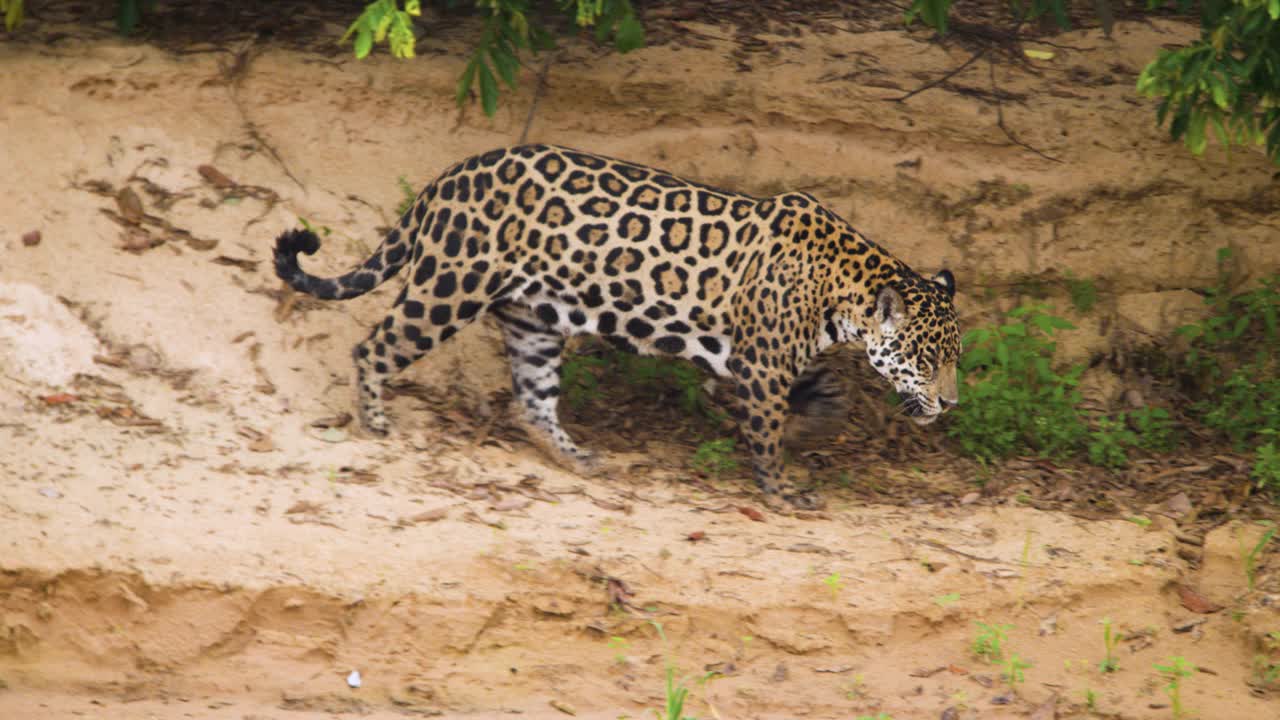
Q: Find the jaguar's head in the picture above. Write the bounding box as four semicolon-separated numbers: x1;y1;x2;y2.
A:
863;270;961;425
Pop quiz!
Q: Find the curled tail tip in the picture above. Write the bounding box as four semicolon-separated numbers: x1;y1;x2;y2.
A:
275;228;321;259
274;228;321;283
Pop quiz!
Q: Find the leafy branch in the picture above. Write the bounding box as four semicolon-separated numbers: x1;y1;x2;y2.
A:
344;0;645;116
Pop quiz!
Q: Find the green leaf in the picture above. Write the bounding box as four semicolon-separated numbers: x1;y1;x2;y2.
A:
374;11;392;42
477;59;499;117
456;58;478;107
489;44;519;87
1185;111;1208;155
118;0;140;35
354;28;374;59
615;15;645;52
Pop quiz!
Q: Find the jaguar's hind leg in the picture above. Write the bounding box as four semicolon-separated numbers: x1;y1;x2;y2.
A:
492;303;599;475
353;288;487;435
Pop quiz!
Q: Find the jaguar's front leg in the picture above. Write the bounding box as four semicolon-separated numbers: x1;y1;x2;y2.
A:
728;357;821;510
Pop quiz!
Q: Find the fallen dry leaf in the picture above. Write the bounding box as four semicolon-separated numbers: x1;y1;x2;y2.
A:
1175;583;1223;614
491;495;533;512
285;500;325;515
198;164;235;188
41;393;79;405
397;507;448;526
120;226;155;251
116;186;144;224
737;506;765;522
686;531;707;542
310;413;354;429
548;699;576;716
333;467;378;485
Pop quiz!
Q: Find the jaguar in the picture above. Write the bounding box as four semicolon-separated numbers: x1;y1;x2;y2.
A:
274;144;961;508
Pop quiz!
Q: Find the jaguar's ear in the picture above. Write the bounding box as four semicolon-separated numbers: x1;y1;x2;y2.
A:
933;269;956;298
875;285;907;333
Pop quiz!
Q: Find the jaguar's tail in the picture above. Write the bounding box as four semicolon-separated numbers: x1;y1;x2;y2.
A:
273;219;414;301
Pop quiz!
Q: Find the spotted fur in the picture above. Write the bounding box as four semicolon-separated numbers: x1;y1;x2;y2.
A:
274;144;961;507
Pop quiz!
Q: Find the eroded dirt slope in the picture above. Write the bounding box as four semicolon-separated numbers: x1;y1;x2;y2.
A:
1;7;1278;719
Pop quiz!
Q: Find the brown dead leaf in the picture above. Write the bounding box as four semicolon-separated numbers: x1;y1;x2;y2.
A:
212;255;259;271
737;505;766;522
591;496;631;513
120;226;156;251
198;164;235;189
785;542;829;554
285;500;325;515
491;495;533;512
1175;583;1223;614
333;467;378;485
21;230;41;246
397;507;448;527
310;413;354;429
605;577;634;609
1030;694;1057;720
116;187;144;224
41;393;79;405
548;699;576;716
686;531;707;542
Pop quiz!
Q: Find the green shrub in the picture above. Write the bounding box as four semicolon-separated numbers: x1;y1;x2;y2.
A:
1177;252;1280;451
1087;414;1138;469
1199;366;1280;448
1131;407;1179;452
1254;435;1280;496
690;438;738;477
949;305;1085;461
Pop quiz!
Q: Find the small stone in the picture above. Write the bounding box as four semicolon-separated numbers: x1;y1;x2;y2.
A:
21;230;41;246
1162;492;1193;517
1171;617;1208;633
346;670;362;689
960;492;980;505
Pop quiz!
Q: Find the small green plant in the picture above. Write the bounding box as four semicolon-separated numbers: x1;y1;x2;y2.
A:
1066;273;1099;314
933;592;961;607
1;0;22;31
1087;414;1138;469
658;665;695;720
1099;617;1119;673
1128;515;1153;528
1001;653;1031;687
854;714;894;720
344;0;421;59
1084;687;1098;712
1154;656;1195;720
822;572;844;601
1131;407;1178;452
1242;522;1276;591
949;304;1085;462
972;622;1013;663
1200;366;1280;449
1254;435;1280;496
395;176;417;216
1255;631;1280;686
690;438;738;477
607;635;630;664
561;352;607;407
